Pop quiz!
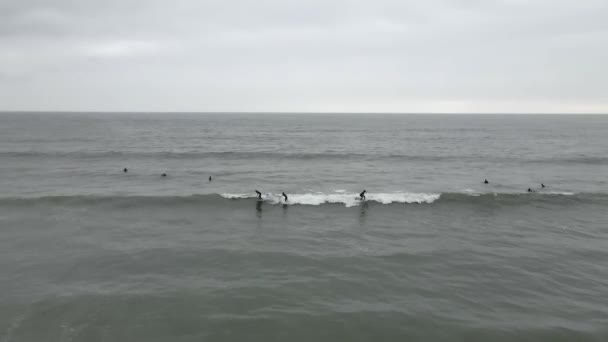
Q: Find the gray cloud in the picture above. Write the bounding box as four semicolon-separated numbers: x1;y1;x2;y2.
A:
1;0;607;112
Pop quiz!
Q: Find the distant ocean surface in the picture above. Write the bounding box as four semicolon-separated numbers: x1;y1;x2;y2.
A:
1;112;607;341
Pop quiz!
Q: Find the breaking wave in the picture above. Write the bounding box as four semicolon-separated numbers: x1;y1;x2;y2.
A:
0;191;604;208
221;192;440;207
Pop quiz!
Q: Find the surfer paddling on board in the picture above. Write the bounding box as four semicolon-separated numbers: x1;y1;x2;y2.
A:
255;190;262;200
359;190;367;201
282;192;288;202
484;179;489;184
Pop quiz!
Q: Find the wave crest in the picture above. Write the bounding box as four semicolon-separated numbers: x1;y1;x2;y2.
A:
221;192;440;207
0;192;603;208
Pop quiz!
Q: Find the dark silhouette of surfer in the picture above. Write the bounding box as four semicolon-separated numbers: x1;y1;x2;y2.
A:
255;190;262;200
209;176;212;181
282;192;288;202
123;168;128;173
162;173;167;177
360;190;367;200
484;179;489;184
527;188;533;192
541;183;545;188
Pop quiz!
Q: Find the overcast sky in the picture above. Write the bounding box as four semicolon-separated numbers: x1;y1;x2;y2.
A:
1;0;607;113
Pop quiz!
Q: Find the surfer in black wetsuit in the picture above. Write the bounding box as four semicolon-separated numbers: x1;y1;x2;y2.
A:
123;168;128;173
282;192;288;202
255;190;262;200
209;176;212;181
360;190;367;200
527;188;533;192
162;173;167;177
541;183;545;188
484;179;489;184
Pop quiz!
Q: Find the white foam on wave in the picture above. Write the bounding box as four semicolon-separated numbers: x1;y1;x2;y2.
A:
220;192;440;207
546;191;575;195
220;193;252;199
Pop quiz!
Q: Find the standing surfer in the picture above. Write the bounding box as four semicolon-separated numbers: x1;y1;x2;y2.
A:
360;190;367;200
255;190;262;200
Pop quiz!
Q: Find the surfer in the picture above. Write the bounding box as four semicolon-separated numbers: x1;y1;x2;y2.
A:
162;173;167;177
484;179;489;184
255;190;262;200
209;176;212;181
360;190;367;200
282;192;288;202
541;183;545;188
123;168;128;173
527;188;533;192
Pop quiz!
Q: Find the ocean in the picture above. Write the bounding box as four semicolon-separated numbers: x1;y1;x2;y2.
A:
0;112;607;341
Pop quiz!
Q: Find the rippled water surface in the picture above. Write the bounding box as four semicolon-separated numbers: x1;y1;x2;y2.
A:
1;113;607;341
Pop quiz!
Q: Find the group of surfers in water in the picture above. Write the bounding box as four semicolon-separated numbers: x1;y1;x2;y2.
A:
122;168;544;201
254;190;367;202
259;182;547;203
484;179;546;192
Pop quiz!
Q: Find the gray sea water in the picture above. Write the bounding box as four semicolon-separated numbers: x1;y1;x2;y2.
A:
1;113;607;341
